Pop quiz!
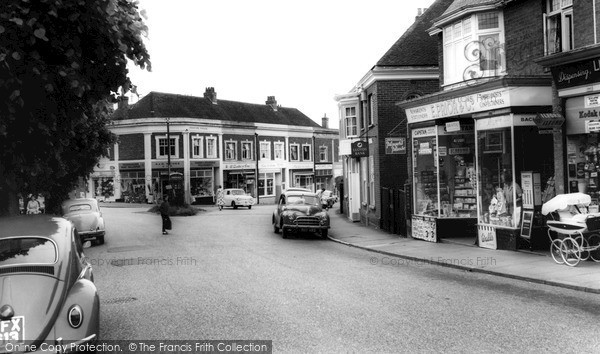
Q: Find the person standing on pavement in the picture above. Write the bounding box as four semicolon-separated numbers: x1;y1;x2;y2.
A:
160;194;171;235
216;185;225;211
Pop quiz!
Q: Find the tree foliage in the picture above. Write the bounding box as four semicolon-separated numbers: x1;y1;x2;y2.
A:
0;0;151;215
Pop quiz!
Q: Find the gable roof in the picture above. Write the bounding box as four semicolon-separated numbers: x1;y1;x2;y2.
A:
113;91;321;128
376;0;455;67
435;0;503;25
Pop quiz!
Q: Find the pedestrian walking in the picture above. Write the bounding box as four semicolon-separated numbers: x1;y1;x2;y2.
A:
160;194;171;235
216;185;225;211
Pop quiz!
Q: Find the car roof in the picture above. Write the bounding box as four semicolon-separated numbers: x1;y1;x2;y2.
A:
282;190;317;197
0;215;71;242
61;198;98;206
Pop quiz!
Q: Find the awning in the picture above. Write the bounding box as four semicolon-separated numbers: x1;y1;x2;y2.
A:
534;113;565;128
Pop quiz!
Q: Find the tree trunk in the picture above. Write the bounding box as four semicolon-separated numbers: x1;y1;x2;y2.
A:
0;166;20;216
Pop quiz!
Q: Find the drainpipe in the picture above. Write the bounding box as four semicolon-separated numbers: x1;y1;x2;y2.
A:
313;135;317;192
255;133;259;204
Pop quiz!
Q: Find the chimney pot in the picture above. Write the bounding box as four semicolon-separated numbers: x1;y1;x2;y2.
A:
322;114;329;129
118;96;129;109
204;87;217;104
266;96;278;111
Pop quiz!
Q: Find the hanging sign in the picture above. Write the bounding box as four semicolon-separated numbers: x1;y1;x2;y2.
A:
351;140;369;158
385;137;406;154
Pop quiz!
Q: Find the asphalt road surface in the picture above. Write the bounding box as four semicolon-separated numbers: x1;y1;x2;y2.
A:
86;204;600;352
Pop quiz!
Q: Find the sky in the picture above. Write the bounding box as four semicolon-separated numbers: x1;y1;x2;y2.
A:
126;0;436;129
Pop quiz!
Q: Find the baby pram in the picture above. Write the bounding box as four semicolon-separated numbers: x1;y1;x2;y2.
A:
541;193;600;266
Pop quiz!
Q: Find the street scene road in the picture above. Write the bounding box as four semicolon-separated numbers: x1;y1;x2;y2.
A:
87;205;600;352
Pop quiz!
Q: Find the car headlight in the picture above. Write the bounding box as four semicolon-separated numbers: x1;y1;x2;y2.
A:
68;305;83;328
285;213;297;222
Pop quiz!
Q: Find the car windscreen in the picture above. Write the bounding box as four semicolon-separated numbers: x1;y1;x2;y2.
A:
287;195;319;205
231;190;245;196
0;237;57;266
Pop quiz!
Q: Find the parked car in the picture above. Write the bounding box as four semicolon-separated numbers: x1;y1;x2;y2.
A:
0;215;99;350
320;190;338;209
222;188;255;209
62;198;105;245
272;190;330;239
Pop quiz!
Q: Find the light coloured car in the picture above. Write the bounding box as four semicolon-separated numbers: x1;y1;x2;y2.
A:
321;190;338;208
222;188;255;209
62;198;105;245
272;190;330;239
0;215;99;349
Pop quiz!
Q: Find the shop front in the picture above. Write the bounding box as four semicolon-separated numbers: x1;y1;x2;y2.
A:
190;160;219;205
402;82;554;249
152;160;184;204
90;161;117;202
257;161;285;204
223;162;256;197
118;162;146;203
315;163;334;191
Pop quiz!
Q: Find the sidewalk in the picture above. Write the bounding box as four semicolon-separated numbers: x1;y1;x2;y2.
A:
327;210;600;294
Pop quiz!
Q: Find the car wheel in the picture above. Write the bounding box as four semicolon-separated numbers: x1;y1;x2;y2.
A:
282;227;289;239
273;219;280;233
232;202;238;209
97;235;105;245
321;229;328;239
248;205;252;209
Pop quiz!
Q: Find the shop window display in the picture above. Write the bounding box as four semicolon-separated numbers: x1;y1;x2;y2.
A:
438;131;476;218
566;134;600;203
413;133;438;216
477;128;518;227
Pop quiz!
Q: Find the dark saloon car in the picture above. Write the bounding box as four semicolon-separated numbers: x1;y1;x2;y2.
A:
272;190;330;239
62;198;105;245
0;215;99;352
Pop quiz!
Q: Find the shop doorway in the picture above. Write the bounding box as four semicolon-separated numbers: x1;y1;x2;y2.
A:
161;172;184;205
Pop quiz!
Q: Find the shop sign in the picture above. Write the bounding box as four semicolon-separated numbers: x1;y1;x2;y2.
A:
152;160;183;169
315;164;333;170
445;121;461;132
476;115;512;130
438;146;447;156
566;95;600;134
351;140;369;158
190;160;219;168
586;120;600;133
119;162;144;170
551;57;600;90
478;225;497;250
411;215;437;242
223;162;255;170
385;137;406;154
449;147;470;155
412;126;436;138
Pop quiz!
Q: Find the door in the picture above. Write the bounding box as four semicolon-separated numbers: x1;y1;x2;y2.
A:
348;159;361;221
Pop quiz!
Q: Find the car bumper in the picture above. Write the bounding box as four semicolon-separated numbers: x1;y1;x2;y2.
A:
284;225;330;231
78;230;104;241
234;200;254;206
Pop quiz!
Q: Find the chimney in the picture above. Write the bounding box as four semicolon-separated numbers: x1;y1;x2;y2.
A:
416;8;427;20
266;96;277;111
118;96;129;109
204;87;217;104
322;114;329;129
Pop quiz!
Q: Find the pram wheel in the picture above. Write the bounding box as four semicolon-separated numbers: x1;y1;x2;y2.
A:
550;239;565;265
573;235;590;261
588;234;600;262
560;237;581;267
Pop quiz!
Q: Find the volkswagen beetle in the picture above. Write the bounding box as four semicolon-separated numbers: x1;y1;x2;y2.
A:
0;215;99;353
272;190;330;239
61;198;105;245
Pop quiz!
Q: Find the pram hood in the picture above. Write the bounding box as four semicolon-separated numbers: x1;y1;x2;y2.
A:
541;192;591;215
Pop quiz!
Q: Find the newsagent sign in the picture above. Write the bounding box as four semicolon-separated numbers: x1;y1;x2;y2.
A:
405;86;551;124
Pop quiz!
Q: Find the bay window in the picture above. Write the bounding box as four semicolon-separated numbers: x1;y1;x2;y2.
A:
345;107;357;137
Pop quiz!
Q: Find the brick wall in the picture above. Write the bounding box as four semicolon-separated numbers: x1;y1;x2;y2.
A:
118;134;144;160
504;0;546;76
573;0;596;48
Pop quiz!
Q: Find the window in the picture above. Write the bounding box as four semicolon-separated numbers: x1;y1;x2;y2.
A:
345;107;357;137
290;144;299;161
368;94;374;126
206;136;217;158
192;136;203;158
241;141;253;160
274;142;284;160
302;144;312;161
544;0;573;55
369;155;375;206
319;146;328;162
225;141;237;160
260;141;271;160
443;11;505;86
156;136;179;158
258;172;275;196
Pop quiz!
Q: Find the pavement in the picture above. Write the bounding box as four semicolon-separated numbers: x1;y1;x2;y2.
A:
327;209;600;294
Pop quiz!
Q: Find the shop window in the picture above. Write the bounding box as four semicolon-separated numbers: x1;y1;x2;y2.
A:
319;146;328;162
206;137;217;158
192;136;203;158
477;128;518;228
191;170;213;201
294;175;313;190
258;172;275;196
345;106;357;137
438;128;476;218
156;136;179;159
290;144;299;161
260;141;271;160
443;11;505;86
544;0;573;55
274;142;284;160
225;141;237;160
241;141;253;160
413;131;438;216
302;144;312;161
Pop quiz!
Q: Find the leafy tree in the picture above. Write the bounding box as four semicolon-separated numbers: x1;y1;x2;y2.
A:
0;0;151;215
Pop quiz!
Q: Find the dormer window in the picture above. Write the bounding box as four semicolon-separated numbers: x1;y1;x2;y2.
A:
442;11;505;86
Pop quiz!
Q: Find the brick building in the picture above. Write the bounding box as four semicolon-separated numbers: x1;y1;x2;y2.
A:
88;88;340;205
335;0;454;230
